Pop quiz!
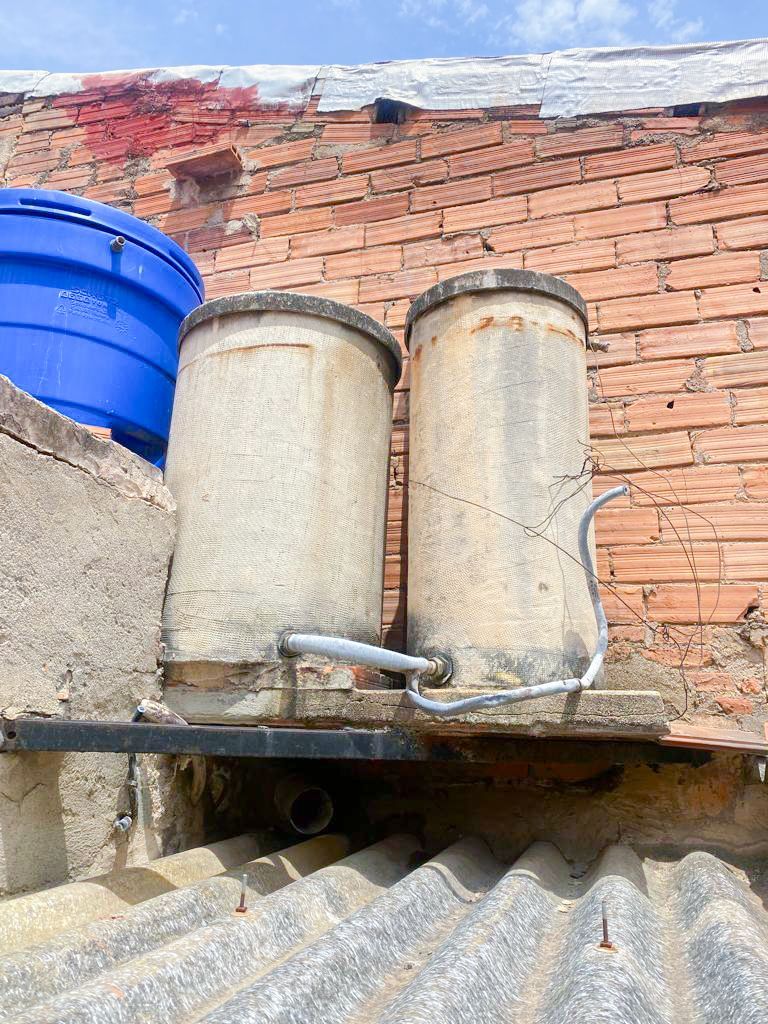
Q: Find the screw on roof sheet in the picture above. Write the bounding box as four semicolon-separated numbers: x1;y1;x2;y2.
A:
235;873;248;914
598;899;617;951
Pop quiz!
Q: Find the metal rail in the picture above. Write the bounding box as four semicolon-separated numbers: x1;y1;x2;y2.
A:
0;717;713;765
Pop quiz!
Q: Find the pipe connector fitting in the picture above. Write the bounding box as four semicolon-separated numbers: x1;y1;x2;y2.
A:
278;631;299;658
110;235;126;253
424;653;453;687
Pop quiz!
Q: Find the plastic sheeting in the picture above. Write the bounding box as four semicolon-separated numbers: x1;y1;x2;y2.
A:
317;37;768;115
2;36;767;116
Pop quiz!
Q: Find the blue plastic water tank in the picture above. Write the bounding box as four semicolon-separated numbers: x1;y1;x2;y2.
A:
0;189;204;463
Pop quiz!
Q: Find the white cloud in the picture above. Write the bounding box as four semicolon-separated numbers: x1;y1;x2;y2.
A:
647;0;702;42
500;0;637;49
398;0;490;32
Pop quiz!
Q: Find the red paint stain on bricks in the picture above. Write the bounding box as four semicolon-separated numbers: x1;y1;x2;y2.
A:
54;74;304;162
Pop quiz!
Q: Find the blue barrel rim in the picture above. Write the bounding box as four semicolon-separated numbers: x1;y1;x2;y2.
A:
0;188;204;303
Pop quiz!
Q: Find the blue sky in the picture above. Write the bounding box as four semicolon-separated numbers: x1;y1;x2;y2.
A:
0;0;766;72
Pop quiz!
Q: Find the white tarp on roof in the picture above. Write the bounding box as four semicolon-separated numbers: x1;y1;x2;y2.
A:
316;36;768;116
1;38;767;117
317;53;547;112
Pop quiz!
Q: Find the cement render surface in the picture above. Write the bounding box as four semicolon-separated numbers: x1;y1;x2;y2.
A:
0;379;200;896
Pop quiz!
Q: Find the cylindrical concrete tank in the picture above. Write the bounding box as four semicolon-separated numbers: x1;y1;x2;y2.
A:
405;269;594;690
162;292;401;670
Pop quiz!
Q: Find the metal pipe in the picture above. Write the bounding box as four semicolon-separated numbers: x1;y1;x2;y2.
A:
281;485;627;718
273;774;335;836
280;632;449;680
405;485;629;717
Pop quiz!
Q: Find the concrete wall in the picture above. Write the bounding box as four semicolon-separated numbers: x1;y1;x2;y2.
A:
0;377;203;896
2;80;768;732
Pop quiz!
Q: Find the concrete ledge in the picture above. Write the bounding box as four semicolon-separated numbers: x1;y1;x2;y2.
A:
165;674;669;740
0;375;173;511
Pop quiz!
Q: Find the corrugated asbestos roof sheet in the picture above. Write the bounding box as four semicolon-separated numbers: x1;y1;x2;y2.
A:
1;37;768;117
1;833;767;1023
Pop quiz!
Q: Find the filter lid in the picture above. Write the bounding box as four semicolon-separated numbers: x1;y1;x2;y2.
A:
404;269;588;351
180;290;402;384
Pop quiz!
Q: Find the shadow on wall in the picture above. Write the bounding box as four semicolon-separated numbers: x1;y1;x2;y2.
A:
0;752;69;894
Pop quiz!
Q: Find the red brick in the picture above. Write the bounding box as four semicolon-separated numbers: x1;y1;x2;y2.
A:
598;291;698;333
696;425;768;463
590;430;693;471
385;300;411;329
627;465;740;506
525;239;615;275
573;202;667;240
617;166;710;203
46;166;93;189
203;270;251;299
662;505;768;542
627;392;730;433
23;107;75;130
448;140;533;178
700;282;768;321
421;123;502;159
588;333;636;368
723;543;768;580
493;157;581;197
717;215;768;251
342;140;418;174
215;236;290;272
299;279;360;304
743;466;768;497
596;357;697;398
666;251;761;291
403;235;483;268
365;211;442;246
410;176;492;213
612;543;721;583
249;256;324;290
715;154;768;187
290;225;364;258
670;182;768;225
715;695;754;715
247;138;315;169
648;584;758;623
359;267;437;303
335;194;410;226
489;217;575;253
590;402;627;435
134;171;172;197
86;182;131;205
436;255;523;280
326;245;402;280
638;321;741;360
682;131;768;163
616;225;714;265
158;205;217;233
370;158;448;193
529;180;617;219
584;144;677;181
442;196;526;233
596;508;659;545
225;190;292;219
600;586;645;624
321;123;395;144
270;157;339;189
565;265;657;302
734;386;768;425
259;207;333;238
536;126;624;159
294;174;368;208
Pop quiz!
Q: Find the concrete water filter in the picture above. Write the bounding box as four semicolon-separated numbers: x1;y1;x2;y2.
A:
162;291;401;674
405;269;595;691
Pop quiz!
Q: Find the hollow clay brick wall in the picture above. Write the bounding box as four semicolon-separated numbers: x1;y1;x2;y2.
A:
3;76;768;729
